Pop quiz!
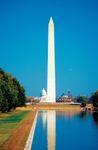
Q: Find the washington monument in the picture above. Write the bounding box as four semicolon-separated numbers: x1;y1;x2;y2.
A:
47;17;56;102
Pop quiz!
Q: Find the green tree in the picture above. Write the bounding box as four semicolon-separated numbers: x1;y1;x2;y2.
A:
77;96;88;103
12;78;26;106
80;102;86;107
18;86;26;106
0;89;3;111
0;68;26;113
91;90;98;109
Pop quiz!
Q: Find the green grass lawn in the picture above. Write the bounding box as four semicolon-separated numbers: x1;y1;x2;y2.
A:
0;110;30;146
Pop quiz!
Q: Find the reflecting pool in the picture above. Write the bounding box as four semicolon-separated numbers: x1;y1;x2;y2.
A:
31;111;98;150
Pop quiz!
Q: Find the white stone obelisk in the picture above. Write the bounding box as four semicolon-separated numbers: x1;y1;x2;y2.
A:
47;17;56;102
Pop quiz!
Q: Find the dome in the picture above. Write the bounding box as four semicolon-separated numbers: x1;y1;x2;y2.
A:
42;88;47;96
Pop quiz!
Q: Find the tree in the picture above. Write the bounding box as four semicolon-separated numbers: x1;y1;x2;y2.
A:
0;68;26;112
12;78;26;106
80;102;86;107
18;86;26;106
91;90;98;109
0;89;3;111
77;96;88;103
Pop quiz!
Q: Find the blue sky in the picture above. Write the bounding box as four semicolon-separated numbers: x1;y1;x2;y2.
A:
0;0;98;97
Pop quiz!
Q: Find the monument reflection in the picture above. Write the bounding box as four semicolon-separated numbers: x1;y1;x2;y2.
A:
32;110;98;150
42;111;56;150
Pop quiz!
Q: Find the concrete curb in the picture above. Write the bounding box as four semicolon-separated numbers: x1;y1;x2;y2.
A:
24;112;38;150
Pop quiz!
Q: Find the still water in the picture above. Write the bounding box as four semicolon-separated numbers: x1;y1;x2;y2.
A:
31;111;98;150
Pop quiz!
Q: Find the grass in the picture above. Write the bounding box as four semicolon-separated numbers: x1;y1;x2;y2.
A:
0;110;30;146
31;103;82;111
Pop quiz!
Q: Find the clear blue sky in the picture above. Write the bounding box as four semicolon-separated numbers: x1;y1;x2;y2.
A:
0;0;98;97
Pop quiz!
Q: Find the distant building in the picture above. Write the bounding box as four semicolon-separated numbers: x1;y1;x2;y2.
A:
26;96;35;105
56;91;73;103
26;96;40;104
40;88;47;102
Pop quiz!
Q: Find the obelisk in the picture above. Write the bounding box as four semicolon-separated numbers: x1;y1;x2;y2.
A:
47;17;56;102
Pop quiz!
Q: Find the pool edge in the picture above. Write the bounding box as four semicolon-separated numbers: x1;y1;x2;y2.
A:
24;112;38;150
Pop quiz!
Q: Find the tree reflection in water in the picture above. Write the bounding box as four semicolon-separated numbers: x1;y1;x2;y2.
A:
78;111;88;119
93;112;98;126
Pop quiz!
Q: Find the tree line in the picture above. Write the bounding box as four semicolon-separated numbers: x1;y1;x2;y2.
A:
74;91;98;110
0;68;26;112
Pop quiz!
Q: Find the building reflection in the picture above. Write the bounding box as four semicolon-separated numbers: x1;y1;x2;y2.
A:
42;111;56;150
56;110;77;119
42;111;47;128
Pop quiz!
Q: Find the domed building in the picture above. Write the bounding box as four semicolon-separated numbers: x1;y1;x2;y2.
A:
42;88;47;97
40;88;47;102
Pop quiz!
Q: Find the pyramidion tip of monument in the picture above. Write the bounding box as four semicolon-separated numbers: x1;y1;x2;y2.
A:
49;16;54;24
